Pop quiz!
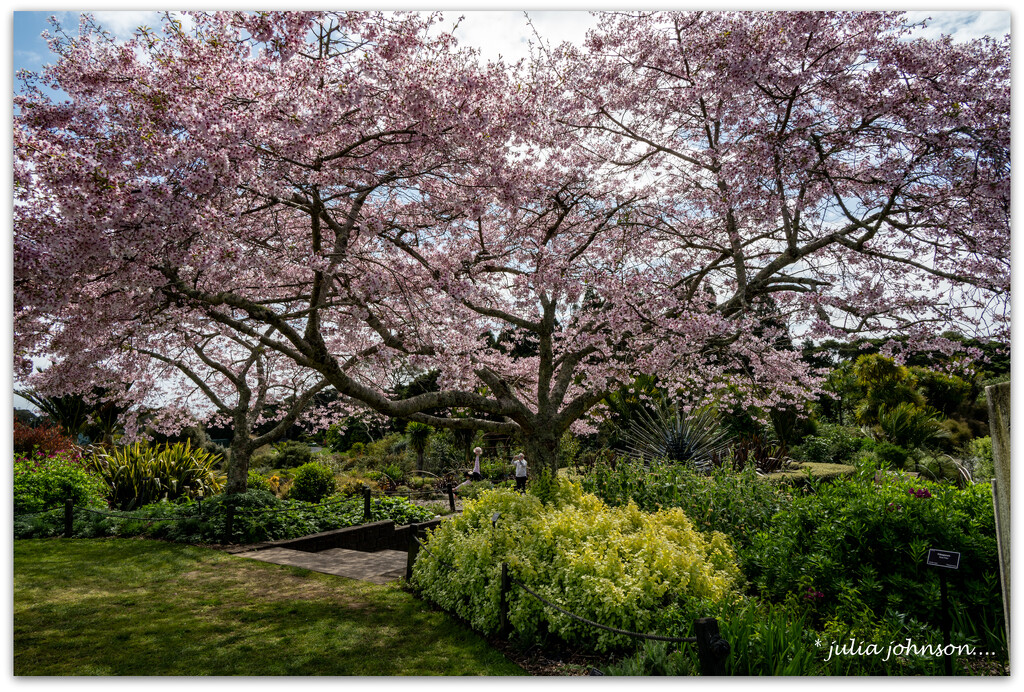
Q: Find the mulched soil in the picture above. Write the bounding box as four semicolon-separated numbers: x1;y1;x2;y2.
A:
483;637;610;676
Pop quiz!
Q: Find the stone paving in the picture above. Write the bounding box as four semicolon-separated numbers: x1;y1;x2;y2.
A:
240;547;408;585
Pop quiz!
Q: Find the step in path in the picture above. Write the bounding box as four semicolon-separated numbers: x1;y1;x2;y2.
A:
240;547;408;585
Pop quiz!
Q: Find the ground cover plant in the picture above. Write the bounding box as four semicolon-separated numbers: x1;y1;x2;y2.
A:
13;539;525;675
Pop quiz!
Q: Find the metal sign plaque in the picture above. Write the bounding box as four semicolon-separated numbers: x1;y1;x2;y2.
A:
926;549;961;569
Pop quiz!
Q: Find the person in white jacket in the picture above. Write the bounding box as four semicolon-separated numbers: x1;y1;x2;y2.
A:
513;452;528;492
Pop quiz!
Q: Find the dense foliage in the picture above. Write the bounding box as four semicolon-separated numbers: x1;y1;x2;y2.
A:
12;419;77;456
411;479;740;653
605;595;966;675
578;452;1003;655
788;424;865;466
14;448;108;514
744;473;1001;644
581;459;791;553
287;462;337;503
273;440;314;469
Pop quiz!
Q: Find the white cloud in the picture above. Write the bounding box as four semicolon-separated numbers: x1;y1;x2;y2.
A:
450;11;598;65
89;11;163;37
14;49;43;64
448;9;1009;66
904;11;1010;42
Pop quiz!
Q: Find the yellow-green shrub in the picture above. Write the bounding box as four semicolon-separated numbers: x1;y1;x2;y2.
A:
335;472;380;497
411;479;740;652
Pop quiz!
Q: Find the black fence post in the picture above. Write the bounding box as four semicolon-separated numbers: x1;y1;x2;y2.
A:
224;505;235;545
64;498;74;538
406;524;420;581
694;617;729;676
363;486;372;522
498;562;511;636
447;483;456;512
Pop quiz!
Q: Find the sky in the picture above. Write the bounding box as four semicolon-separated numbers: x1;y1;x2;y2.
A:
5;3;1016;414
8;5;1014;83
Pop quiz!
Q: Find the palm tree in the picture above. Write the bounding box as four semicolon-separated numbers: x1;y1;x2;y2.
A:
406;421;432;471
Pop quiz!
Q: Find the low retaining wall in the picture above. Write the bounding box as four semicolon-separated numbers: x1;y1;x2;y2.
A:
254;518;443;554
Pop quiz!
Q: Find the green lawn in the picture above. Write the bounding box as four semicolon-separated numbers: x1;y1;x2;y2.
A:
14;538;525;676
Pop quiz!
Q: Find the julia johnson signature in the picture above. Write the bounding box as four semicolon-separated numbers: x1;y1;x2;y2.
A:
820;638;996;662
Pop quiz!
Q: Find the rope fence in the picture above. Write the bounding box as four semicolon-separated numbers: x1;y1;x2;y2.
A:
403;522;731;675
16;485;451;544
79;507;195;522
509;577;698;644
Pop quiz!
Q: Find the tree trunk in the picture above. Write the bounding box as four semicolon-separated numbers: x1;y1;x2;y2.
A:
523;427;561;478
226;439;254;495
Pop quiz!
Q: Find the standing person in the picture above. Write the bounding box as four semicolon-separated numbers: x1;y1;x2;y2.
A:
455;447;485;495
513;452;528;493
472;447;483;479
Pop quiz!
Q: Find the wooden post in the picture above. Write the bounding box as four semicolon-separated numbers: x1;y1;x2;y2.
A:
498;562;511;636
447;483;456;512
406;524;420;581
64;498;74;538
224;505;235;545
363;486;372;522
694;617;729;676
986;381;1010;649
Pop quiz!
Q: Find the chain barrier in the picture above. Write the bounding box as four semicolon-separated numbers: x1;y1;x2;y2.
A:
78;507;195;522
411;531;438;559
234;495;355;517
373;488;445;499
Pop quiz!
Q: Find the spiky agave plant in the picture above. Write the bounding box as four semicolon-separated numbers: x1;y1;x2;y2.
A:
621;403;731;472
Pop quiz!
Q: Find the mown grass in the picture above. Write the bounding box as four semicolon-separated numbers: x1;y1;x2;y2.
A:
14;538;525;676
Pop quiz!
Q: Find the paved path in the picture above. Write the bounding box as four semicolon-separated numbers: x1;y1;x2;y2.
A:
240;547;408;585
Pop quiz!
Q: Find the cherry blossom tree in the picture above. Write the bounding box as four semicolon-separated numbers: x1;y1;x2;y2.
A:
19;302;345;493
14;11;1009;478
553;11;1009;352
